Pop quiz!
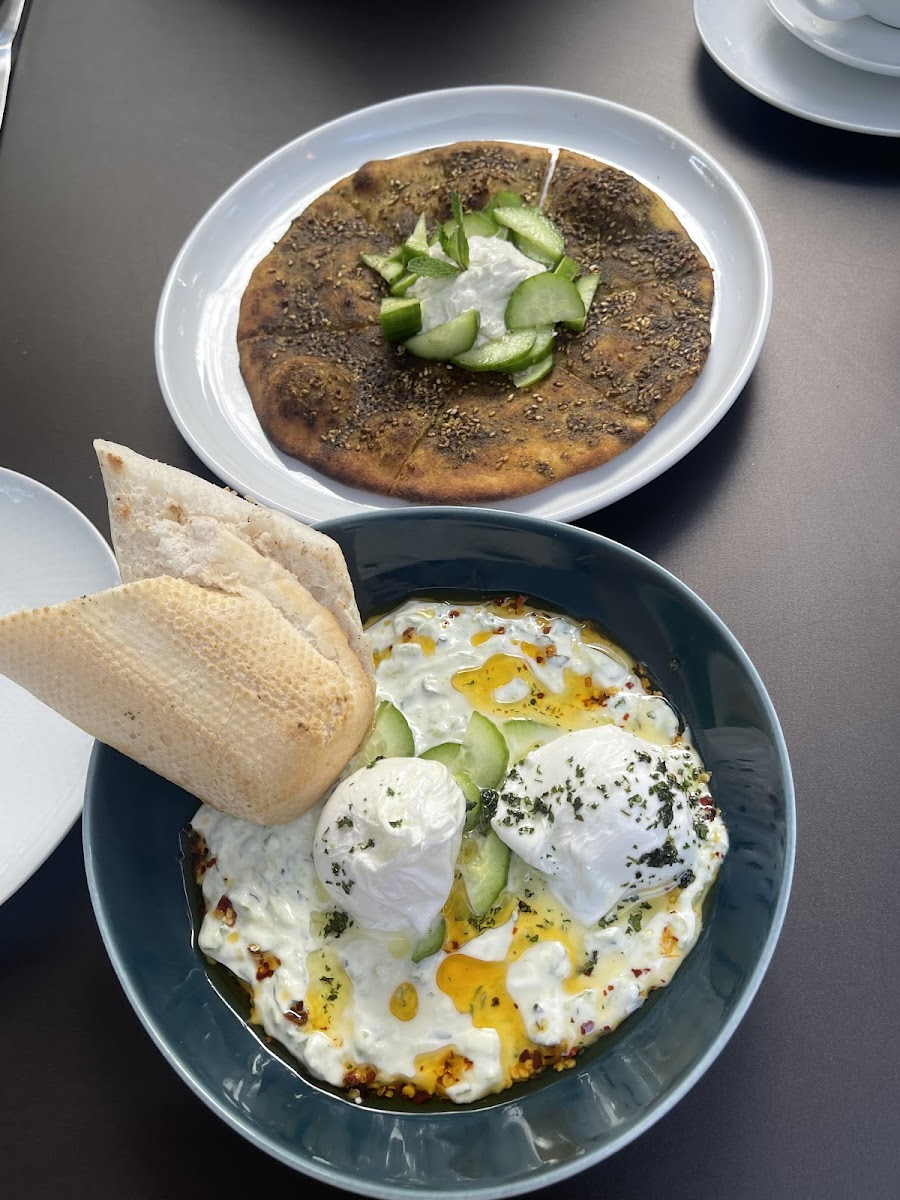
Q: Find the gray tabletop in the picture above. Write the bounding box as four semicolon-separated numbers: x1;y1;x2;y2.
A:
1;1;898;1197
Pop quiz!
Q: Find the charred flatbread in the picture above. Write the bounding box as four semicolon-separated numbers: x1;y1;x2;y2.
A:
237;142;713;502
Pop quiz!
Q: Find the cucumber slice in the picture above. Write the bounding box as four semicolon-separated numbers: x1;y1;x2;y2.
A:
484;191;524;213
362;701;415;764
420;742;460;770
380;297;422;342
458;829;511;917
462;211;499;238
512;353;554;389
440;211;499;247
457;712;509;788
516;325;555;369
417;739;458;768
512;234;560;268
505;274;585;330
492;207;565;266
452;329;536;373
360;251;405;286
420;712;508;790
553;255;580;282
456;770;483;831
411;916;446;963
563;274;600;332
502;718;561;763
390;272;419;297
404;309;479;360
401;213;430;265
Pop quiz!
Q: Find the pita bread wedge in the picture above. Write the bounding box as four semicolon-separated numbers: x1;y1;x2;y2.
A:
0;576;371;824
0;444;377;824
94;440;372;683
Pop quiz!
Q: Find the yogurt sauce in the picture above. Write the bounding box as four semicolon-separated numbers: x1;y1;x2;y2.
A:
192;597;728;1104
409;236;545;346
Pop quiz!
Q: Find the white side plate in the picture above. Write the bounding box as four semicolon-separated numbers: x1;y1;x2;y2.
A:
0;470;119;904
156;85;771;525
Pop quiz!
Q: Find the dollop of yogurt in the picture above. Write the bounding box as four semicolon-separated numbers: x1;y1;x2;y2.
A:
409;235;545;345
491;725;712;924
313;757;465;936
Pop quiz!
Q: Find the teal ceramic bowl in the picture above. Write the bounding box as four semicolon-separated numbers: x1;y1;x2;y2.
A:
83;509;794;1197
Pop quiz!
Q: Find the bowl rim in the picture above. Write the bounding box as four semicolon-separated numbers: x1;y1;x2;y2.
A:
83;507;795;1197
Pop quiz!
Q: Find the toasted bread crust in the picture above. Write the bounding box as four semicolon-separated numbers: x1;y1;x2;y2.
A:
0;577;372;823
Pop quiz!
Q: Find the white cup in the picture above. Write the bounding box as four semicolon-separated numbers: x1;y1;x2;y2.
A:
803;0;900;27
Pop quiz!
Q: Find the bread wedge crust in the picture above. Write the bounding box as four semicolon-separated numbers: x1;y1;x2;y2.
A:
0;444;377;823
94;440;373;683
0;577;372;823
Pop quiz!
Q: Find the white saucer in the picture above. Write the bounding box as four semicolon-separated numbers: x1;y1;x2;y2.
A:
768;0;900;74
695;0;900;134
0;470;119;904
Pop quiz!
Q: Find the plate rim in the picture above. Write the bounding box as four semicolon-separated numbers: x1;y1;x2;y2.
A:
155;84;772;525
83;507;796;1197
0;466;119;906
694;0;900;134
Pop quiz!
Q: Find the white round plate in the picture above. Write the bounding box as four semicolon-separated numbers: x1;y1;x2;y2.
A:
156;85;771;525
695;0;900;133
767;0;900;74
0;470;119;905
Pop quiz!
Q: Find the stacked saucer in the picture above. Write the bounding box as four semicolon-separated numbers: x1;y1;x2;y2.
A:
768;0;900;74
694;0;900;134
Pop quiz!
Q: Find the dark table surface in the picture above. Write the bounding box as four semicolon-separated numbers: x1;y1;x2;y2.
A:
1;1;898;1197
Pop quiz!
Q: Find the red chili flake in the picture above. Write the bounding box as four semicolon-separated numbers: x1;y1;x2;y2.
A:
248;945;281;981
699;795;715;809
532;1050;543;1070
214;895;237;927
448;610;460;618
519;1049;531;1063
536;656;544;664
580;1021;595;1036
284;1000;308;1026
543;625;552;635
622;713;630;721
413;1090;430;1105
535;692;545;699
608;984;615;990
625;681;634;690
631;968;650;978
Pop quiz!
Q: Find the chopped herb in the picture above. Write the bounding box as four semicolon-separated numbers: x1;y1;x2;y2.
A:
323;909;352;938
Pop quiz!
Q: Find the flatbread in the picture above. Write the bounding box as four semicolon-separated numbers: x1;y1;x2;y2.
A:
237;141;713;502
